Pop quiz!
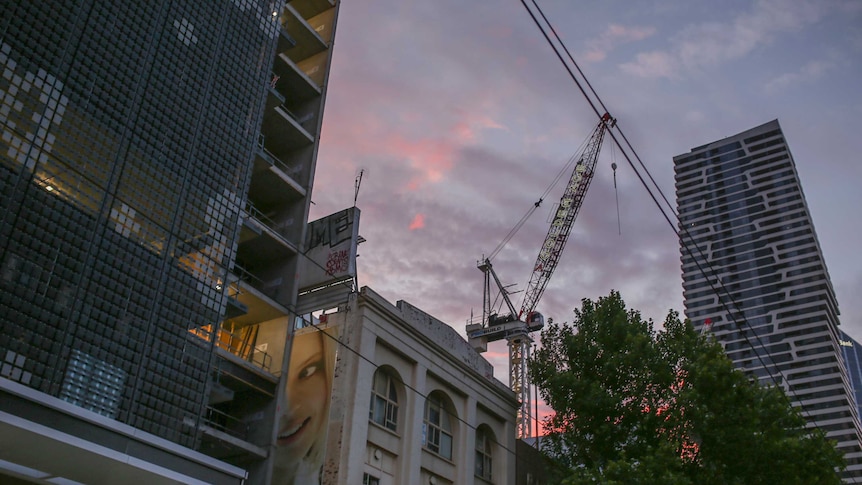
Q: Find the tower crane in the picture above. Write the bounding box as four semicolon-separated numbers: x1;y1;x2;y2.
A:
466;113;615;438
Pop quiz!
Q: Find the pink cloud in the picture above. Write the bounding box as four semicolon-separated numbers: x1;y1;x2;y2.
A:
316;68;509;194
453;114;506;143
409;213;425;230
322;104;507;191
388;133;456;183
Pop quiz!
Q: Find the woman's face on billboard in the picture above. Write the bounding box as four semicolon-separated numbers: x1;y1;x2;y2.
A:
277;332;328;463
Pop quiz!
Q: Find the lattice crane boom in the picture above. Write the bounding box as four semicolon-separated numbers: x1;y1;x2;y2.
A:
519;113;615;318
467;112;615;439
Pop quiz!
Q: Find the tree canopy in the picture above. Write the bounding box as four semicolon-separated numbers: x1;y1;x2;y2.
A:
529;291;845;485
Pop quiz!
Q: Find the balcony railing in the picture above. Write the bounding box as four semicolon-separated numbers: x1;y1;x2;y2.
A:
258;133;304;181
231;263;265;289
189;323;273;373
244;201;298;252
203;406;249;440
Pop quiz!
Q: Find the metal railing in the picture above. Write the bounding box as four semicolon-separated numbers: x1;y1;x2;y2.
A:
188;323;273;373
257;134;305;181
203;406;248;440
244;202;297;252
231;263;264;288
275;104;315;134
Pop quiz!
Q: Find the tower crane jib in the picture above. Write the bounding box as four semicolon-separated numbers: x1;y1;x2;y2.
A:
519;113;615;319
467;112;615;440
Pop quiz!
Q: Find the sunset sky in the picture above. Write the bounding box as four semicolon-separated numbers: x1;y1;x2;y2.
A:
308;0;862;416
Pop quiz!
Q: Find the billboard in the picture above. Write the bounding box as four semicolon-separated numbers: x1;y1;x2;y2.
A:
298;207;360;293
273;322;340;485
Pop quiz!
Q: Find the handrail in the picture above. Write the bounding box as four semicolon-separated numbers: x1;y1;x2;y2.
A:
245;201;278;229
243;202;297;251
231;263;266;288
257;134;303;178
203;406;248;440
189;323;273;373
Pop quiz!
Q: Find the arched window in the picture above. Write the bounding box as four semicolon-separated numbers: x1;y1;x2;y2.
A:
475;426;494;480
423;392;454;460
369;368;398;431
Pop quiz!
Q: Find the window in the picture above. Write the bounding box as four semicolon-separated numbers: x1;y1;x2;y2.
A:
362;473;380;485
475;427;493;480
423;394;453;460
369;369;398;431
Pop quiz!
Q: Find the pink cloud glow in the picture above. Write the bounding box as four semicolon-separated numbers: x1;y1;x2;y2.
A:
409;213;425;230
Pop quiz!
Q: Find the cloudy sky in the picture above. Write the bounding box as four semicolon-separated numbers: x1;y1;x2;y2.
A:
308;0;862;396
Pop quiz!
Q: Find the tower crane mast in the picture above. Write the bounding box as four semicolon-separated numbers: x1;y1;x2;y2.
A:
467;113;615;439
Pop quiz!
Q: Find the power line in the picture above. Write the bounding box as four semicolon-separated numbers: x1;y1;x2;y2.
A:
517;0;815;422
304;301;565;472
488;133;592;262
282;233;561;467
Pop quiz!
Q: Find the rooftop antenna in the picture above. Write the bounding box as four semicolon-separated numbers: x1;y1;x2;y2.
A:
353;169;365;207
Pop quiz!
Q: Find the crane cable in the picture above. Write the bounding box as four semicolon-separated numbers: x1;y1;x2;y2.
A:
611;144;621;236
519;0;818;422
487;131;592;262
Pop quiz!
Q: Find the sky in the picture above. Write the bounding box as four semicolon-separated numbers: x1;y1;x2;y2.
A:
308;0;862;407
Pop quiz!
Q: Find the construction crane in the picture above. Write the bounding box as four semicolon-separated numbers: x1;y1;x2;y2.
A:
466;113;615;439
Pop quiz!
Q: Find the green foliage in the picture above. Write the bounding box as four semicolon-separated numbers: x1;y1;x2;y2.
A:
529;291;845;484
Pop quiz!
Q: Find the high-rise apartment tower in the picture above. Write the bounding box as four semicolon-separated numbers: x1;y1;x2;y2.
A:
0;1;339;484
674;120;862;481
840;330;862;420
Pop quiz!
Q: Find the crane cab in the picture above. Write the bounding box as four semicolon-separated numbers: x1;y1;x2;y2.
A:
525;311;544;332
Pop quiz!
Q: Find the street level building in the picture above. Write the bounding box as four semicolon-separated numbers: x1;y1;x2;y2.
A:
0;0;339;484
320;287;519;485
674;119;862;481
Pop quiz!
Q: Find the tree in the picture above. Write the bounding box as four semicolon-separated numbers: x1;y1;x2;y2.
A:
529;291;845;485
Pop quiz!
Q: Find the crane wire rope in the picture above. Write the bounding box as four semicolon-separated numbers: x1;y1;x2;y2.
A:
487;134;593;262
608;138;622;235
289;238;561;463
519;0;817;423
292;236;559;459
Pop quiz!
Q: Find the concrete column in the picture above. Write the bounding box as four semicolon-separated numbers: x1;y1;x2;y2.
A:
402;363;426;484
504;416;516;484
343;313;379;484
322;295;370;484
458;395;478;484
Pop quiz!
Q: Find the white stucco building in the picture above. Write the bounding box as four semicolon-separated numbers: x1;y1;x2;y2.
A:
319;287;519;485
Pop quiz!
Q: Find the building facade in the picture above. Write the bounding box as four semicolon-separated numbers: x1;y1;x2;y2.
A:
319;287;519;485
840;331;862;419
0;0;339;483
674;119;862;481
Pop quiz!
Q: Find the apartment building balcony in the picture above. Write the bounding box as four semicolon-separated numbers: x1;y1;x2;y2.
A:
289;0;335;19
192;271;292;382
248;138;306;214
277;22;297;54
237;202;298;267
197;341;277;462
260;88;314;158
198;405;268;462
271;52;321;103
184;325;275;463
191;278;293;462
279;5;328;64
